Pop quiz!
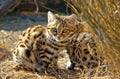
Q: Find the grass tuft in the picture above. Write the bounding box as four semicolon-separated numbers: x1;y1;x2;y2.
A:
65;0;120;78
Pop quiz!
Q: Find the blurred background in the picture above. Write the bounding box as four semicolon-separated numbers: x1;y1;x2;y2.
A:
0;0;71;16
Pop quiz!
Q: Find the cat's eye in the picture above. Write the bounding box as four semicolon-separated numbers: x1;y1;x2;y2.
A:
52;28;58;35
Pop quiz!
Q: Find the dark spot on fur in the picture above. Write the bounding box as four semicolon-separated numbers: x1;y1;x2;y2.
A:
28;28;31;33
33;27;39;32
94;52;97;56
41;34;45;38
49;57;53;61
87;62;91;65
84;49;89;54
79;65;84;70
82;56;87;61
40;55;49;59
95;58;98;62
90;62;98;68
20;44;25;47
25;40;28;43
72;51;75;56
27;36;30;39
34;34;38;39
54;55;58;59
75;58;79;61
87;62;97;68
30;60;33;64
34;68;39;72
27;33;30;39
83;49;87;52
93;48;96;51
44;48;54;55
42;41;45;45
25;49;31;58
43;61;50;68
85;51;90;54
90;56;94;60
22;32;26;36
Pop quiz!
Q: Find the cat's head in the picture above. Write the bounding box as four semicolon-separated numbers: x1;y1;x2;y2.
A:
47;11;77;40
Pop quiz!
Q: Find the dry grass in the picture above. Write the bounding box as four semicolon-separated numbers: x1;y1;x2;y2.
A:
0;60;111;79
65;0;120;59
65;0;120;78
0;60;55;79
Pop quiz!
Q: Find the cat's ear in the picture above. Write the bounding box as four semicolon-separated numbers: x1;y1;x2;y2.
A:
66;14;77;26
48;11;56;23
